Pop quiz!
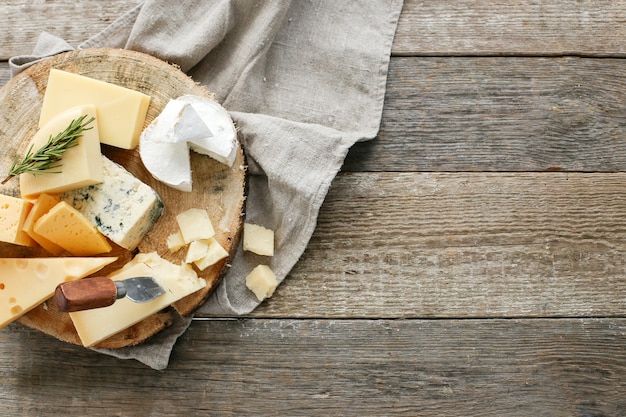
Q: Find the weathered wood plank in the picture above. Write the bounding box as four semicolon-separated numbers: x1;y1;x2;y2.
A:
0;0;142;60
247;172;626;319
394;0;626;56
1;318;624;416
3;0;626;59
344;56;626;172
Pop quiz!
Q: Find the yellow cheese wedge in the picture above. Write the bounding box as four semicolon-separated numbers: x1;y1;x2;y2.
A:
39;69;151;149
69;252;206;347
0;194;35;247
192;238;229;271
20;105;103;199
0;256;117;329
33;201;112;256
175;208;215;244
21;193;64;255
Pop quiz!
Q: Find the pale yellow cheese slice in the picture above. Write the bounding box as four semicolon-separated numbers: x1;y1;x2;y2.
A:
69;252;206;347
20;105;103;199
0;194;35;247
0;256;117;329
39;69;151;149
34;201;112;256
243;223;275;256
245;265;278;301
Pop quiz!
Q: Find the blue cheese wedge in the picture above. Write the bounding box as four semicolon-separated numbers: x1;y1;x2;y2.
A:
60;156;164;251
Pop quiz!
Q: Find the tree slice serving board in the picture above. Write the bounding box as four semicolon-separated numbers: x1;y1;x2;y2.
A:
0;48;246;349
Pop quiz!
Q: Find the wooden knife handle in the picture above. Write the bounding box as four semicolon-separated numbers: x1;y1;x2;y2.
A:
55;276;118;312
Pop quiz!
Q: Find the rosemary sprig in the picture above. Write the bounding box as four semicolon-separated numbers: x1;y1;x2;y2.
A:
2;114;95;185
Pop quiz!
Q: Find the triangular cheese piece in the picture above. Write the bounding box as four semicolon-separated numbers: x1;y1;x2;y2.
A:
0;257;117;328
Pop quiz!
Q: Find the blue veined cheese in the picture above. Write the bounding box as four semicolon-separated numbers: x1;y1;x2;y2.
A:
60;156;164;251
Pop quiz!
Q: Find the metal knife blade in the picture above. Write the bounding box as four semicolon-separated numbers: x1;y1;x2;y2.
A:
55;276;166;312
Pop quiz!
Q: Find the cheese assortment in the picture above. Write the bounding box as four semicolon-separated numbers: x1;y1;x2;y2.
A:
0;256;117;329
61;156;164;251
69;252;206;347
39;69;150;149
20;105;103;199
0;65;244;348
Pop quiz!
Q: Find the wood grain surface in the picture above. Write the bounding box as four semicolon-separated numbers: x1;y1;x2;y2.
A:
1;1;626;416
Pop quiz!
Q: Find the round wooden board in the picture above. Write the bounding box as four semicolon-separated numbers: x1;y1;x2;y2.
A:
0;49;246;349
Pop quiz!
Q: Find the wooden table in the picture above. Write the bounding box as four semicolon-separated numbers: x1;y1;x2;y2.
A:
2;1;625;415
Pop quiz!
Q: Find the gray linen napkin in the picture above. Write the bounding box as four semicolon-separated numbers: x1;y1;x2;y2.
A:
9;0;403;369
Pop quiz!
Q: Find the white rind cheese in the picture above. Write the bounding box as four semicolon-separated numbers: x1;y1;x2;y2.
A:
61;156;164;251
139;95;238;192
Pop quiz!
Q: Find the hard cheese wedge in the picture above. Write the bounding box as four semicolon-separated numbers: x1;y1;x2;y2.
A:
20;105;103;199
61;156;164;251
0;256;117;329
69;252;206;347
21;193;64;255
0;194;35;247
39;69;151;149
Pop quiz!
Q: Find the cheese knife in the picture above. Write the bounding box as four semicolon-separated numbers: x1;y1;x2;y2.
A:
54;276;166;312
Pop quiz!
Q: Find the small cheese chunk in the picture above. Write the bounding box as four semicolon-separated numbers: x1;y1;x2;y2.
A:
185;239;210;263
193;238;229;271
39;69;151;149
245;265;278;301
34;201;112;256
243;223;275;256
69;252;206;347
166;230;186;252
0;256;117;329
175;208;215;244
0;194;35;247
61;156;164;251
20;105;103;199
21;193;64;255
139;95;238;191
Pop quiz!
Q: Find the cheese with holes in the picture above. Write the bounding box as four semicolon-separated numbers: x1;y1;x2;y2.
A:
0;194;35;247
22;193;64;255
39;69;151;149
69;252;206;347
0;256;117;329
243;223;275;256
34;201;112;256
192;238;229;271
139;95;238;191
61;156;164;251
175;208;215;244
245;265;278;301
20;105;103;199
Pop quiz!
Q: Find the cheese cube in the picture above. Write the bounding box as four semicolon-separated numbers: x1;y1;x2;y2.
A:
21;193;64;255
192;238;229;271
245;265;278;301
243;223;274;256
166;230;186;252
0;194;35;247
69;252;206;347
20;105;103;199
61;156;164;251
34;201;112;256
0;256;117;329
175;208;215;243
39;69;151;149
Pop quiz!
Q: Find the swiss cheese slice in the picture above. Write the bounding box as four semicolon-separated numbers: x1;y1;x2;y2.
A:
0;256;117;329
69;252;206;347
0;194;35;247
39;69;151;149
20;105;103;199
